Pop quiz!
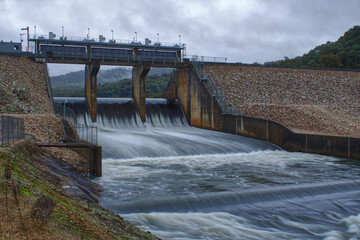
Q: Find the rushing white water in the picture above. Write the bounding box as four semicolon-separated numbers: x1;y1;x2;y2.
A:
55;97;360;240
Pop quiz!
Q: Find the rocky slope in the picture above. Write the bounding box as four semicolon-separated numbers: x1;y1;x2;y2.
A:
0;55;52;114
206;64;360;137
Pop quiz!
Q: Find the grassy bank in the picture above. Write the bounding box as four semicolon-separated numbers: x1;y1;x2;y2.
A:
0;141;157;240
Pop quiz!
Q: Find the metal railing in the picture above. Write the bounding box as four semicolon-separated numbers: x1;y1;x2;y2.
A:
191;56;242;115
68;125;98;145
44;56;55;111
191;55;227;63
41;51;183;65
29;34;185;49
0;115;25;146
53;102;98;144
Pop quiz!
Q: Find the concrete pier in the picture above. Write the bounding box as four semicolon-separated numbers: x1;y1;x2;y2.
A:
132;63;150;122
85;62;100;122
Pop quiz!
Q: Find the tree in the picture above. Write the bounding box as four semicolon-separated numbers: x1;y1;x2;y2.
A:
320;54;343;68
266;25;360;69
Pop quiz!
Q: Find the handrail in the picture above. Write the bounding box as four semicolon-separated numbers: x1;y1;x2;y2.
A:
43;56;55;112
29;34;185;49
36;51;182;65
191;55;227;63
190;56;243;115
53;102;98;144
191;59;226;112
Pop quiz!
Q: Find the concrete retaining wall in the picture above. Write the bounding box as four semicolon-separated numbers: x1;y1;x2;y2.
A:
169;65;360;160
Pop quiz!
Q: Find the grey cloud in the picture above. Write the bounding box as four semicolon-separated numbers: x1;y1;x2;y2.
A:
0;0;359;66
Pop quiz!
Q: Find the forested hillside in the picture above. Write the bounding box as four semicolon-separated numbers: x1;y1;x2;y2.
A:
53;72;172;98
265;26;360;69
51;67;173;97
51;67;132;89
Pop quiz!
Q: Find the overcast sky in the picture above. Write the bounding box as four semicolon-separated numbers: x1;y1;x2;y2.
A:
1;0;359;75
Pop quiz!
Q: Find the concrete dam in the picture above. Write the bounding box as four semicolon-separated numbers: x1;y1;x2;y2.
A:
24;31;359;161
4;32;360;239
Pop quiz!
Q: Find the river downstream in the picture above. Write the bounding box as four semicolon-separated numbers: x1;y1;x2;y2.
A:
56;97;360;240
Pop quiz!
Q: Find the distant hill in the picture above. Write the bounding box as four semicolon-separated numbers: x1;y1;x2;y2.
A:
52;70;174;98
50;67;173;90
265;25;360;69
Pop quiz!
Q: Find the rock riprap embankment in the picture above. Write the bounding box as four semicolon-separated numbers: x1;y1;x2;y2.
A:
206;65;360;137
0;55;52;114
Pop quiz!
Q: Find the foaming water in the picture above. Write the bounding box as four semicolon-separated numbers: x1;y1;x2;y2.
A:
56;97;360;240
111;180;360;214
324;214;360;240
54;97;278;159
99;151;360;239
124;212;274;240
99;126;278;159
124;207;360;240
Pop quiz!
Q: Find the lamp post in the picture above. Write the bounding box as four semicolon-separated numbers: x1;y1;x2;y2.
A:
111;30;113;42
135;32;137;42
179;34;181;45
34;26;36;38
62;26;64;39
157;33;159;45
87;28;90;40
21;26;29;52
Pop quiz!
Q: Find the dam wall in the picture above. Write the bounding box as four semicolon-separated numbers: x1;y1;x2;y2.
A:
167;62;360;160
205;63;360;137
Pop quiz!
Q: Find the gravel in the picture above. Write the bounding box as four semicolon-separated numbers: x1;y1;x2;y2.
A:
206;65;360;137
0;55;52;114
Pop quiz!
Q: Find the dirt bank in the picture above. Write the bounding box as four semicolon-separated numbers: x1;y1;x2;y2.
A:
0;141;158;239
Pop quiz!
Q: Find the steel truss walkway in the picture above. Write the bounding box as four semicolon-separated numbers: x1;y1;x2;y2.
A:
29;34;185;67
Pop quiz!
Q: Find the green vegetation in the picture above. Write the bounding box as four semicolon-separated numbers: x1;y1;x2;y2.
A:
265;25;360;69
53;72;172;98
52;88;84;97
0;141;157;239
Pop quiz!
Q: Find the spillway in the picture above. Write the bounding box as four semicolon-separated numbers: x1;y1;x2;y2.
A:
55;97;360;240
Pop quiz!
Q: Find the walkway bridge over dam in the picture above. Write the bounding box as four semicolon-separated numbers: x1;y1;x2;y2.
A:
28;33;186;122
